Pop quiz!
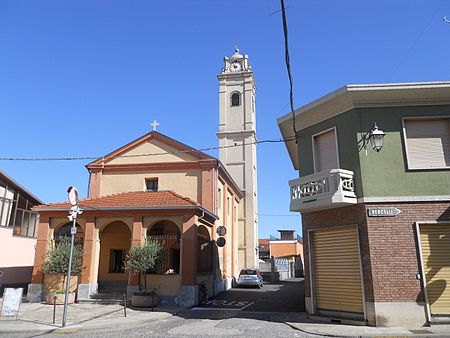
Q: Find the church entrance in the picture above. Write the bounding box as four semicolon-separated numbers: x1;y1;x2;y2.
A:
98;221;131;291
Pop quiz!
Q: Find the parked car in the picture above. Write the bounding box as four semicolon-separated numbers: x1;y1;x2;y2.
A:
237;268;263;288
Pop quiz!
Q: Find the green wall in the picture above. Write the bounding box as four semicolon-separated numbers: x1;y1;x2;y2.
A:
296;104;450;199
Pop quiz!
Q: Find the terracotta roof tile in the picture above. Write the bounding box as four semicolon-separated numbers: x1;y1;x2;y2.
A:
34;190;199;210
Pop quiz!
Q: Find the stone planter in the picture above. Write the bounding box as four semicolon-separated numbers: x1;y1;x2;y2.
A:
47;292;75;305
43;274;78;295
131;294;160;307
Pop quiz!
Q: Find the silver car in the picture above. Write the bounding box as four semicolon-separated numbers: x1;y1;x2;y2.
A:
237;268;264;288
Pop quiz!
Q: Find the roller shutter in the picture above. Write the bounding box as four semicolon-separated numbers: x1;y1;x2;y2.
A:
312;226;364;315
419;224;450;315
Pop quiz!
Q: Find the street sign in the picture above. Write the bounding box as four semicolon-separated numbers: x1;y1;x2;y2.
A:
216;226;227;236
367;207;401;217
216;237;226;247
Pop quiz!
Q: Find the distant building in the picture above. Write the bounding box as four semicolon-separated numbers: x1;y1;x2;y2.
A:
0;171;43;295
259;230;303;260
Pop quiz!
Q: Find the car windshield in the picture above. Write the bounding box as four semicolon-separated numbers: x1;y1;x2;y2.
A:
240;269;257;275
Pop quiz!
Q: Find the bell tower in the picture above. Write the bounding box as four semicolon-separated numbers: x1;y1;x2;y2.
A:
217;49;258;269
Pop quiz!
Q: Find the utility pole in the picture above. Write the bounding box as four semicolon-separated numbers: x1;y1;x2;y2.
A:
61;186;82;328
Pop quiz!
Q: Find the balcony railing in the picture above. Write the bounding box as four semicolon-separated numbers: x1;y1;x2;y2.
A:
289;169;357;212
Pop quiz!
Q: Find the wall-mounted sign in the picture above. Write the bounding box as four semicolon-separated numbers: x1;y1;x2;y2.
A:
216;226;227;237
368;207;401;217
216;237;226;247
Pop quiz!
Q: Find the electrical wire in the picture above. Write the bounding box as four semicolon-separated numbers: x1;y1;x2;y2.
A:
280;0;297;143
0;136;296;162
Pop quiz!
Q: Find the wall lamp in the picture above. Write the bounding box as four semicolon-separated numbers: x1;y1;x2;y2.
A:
358;123;386;153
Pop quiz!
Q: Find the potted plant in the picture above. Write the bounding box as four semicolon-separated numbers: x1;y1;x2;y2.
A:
42;237;83;304
124;240;162;307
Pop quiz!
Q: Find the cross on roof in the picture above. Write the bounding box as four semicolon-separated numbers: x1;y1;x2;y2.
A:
151;120;160;131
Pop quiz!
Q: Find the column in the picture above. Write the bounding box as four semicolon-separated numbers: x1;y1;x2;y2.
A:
179;215;198;307
27;215;50;302
78;217;99;299
127;217;144;297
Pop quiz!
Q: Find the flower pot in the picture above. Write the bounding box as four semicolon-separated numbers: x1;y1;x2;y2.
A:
47;293;75;305
131;294;160;307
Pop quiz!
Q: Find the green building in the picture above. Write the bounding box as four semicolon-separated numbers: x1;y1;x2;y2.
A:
278;81;450;327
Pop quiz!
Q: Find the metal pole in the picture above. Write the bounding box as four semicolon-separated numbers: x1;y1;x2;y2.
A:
61;207;77;327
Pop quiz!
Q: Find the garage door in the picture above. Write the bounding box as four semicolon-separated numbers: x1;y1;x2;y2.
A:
312;226;364;315
419;224;450;315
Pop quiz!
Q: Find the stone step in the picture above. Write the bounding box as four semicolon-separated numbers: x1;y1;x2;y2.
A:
77;298;125;305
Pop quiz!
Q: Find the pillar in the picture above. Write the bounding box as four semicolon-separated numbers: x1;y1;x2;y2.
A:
27;215;50;302
127;217;144;297
78;217;99;299
179;215;198;307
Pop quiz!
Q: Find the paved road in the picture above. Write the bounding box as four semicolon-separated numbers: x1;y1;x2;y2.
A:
5;279;308;338
194;278;305;313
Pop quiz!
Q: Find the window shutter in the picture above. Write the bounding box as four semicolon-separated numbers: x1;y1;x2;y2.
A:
314;129;339;172
404;119;450;169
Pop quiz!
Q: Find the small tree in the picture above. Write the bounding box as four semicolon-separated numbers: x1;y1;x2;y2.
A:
42;237;84;290
124;240;162;290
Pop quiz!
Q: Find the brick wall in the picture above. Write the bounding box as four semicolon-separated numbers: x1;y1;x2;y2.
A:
302;201;450;304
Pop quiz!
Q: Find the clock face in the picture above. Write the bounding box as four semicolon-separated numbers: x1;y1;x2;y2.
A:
230;61;242;72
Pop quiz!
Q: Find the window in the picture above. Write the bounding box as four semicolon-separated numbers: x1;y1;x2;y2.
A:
197;225;212;273
227;197;230;216
313;128;339;172
109;249;125;273
403;118;450;169
146;178;158;192
231;92;241;107
0;186;14;227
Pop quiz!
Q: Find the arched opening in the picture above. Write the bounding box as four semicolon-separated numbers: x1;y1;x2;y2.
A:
197;225;212;273
55;222;84;246
98;221;131;289
147;220;180;274
231;92;241;107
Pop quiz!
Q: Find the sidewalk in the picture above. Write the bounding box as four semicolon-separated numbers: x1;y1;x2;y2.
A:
0;301;176;334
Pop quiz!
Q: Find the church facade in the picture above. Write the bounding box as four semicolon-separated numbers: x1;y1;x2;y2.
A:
27;49;259;306
28;131;243;307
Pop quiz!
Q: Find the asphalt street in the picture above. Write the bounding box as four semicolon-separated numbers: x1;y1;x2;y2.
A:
4;278;309;338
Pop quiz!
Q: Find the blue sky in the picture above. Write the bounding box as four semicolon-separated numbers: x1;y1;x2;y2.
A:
1;0;450;238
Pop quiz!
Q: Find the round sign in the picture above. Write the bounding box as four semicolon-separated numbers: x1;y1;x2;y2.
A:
216;237;226;247
216;226;227;237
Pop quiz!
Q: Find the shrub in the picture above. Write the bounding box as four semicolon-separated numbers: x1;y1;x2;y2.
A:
42;237;83;275
124;240;162;290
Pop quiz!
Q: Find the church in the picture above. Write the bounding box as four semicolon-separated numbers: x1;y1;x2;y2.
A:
27;49;259;306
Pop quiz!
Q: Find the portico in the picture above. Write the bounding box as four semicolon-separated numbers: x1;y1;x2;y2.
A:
28;191;217;307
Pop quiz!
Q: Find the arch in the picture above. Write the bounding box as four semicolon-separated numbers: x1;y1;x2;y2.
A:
197;224;212;273
54;222;84;246
98;221;131;288
147;220;180;274
231;92;241;107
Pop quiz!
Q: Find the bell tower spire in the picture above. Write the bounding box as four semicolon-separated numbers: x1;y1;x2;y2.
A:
217;49;258;270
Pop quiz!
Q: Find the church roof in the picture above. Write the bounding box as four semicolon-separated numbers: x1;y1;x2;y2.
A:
86;130;215;168
34;190;200;210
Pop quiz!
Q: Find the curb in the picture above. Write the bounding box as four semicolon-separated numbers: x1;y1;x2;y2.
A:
0;312;173;335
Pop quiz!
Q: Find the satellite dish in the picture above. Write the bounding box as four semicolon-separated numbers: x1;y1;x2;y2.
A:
67;186;79;206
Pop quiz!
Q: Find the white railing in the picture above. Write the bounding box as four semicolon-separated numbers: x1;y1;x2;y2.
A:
289;169;357;212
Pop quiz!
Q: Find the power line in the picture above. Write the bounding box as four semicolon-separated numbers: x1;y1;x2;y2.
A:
387;0;448;81
257;213;299;217
0;136;296;162
280;0;297;143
